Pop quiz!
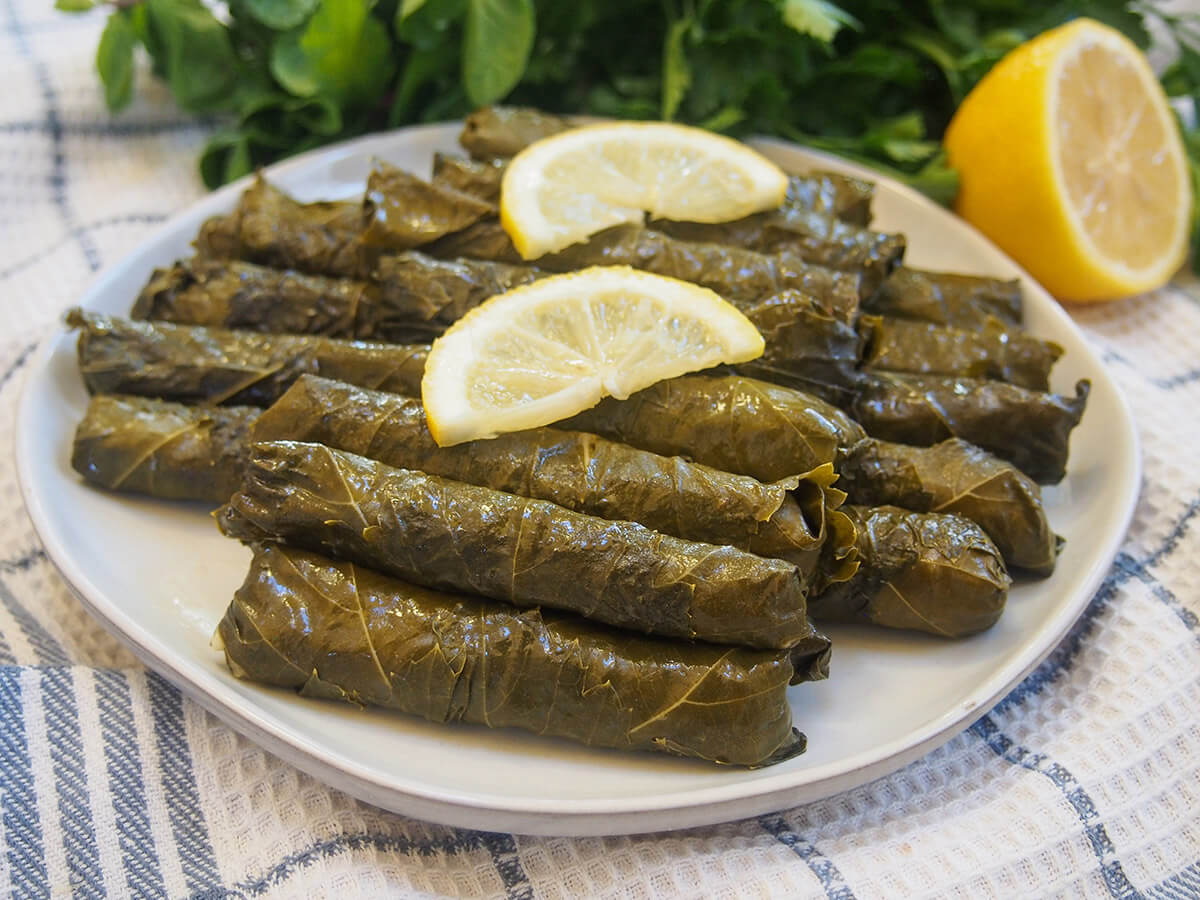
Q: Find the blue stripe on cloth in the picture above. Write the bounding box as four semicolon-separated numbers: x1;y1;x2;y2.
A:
0;119;210;137
474;832;533;900
0;583;18;664
1164;283;1200;306
0;550;47;576
190;831;527;900
0;16;107;34
0;668;50;899
40;667;105;899
0;575;69;667
759;815;856;900
970;715;1141;899
0;632;16;666
1141;495;1200;568
1145;860;1200;900
0;213;168;282
993;489;1200;716
1101;349;1132;368
0;0;101;272
1152;367;1200;390
145;673;221;895
1112;555;1200;635
0;341;37;393
94;669;167;900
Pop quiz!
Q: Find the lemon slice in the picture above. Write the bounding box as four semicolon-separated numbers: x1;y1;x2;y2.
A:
421;266;764;446
944;18;1191;302
499;122;789;259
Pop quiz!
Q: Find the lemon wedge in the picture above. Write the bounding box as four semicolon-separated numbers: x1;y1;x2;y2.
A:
499;122;789;259
421;266;764;446
944;18;1191;302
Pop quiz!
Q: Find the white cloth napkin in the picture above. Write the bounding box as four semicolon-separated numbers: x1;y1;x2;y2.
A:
0;1;1196;896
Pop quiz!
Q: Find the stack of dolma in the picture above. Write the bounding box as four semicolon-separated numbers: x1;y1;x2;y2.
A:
64;106;1093;766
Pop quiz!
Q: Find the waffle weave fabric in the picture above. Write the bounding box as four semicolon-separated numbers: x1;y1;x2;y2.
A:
1;2;1197;897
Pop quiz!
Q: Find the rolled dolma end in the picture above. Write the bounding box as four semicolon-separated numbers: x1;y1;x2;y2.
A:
199;176;365;278
563;374;867;484
838;438;1060;576
808;505;1010;638
746;462;860;586
851;374;1091;485
431;153;506;204
857;314;1063;392
218;543;811;767
458;106;573;159
784;172;875;226
194;214;241;260
72;394;258;503
361;162;493;251
865;268;1024;329
218;441;827;655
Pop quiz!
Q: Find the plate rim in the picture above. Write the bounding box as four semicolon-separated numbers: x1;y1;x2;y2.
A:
13;122;1142;836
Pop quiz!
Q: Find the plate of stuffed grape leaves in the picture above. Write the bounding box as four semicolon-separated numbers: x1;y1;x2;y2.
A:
15;109;1140;836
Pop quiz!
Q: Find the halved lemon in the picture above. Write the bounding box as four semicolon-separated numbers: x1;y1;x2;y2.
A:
499;122;789;259
421;266;764;446
944;18;1191;302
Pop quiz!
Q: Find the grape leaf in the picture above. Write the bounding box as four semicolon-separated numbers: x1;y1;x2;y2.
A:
271;0;396;107
462;0;534;106
661;17;693;121
242;0;320;30
144;0;239;113
96;11;136;112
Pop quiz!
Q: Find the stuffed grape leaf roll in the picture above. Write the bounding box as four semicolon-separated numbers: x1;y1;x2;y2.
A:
851;373;1089;484
71;394;256;503
370;251;544;341
653;209;904;291
194;176;364;277
733;290;864;405
69;310;427;406
858;314;1062;391
458;105;574;159
130;254;543;346
131;259;381;338
782;171;875;226
563;374;866;484
219;441;829;654
430;153;505;204
864;267;1023;329
808;505;1009;637
431;222;865;313
838;438;1059;575
218;543;819;766
360;162;493;251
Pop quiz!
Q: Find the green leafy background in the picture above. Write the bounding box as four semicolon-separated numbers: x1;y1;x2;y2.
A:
62;0;1200;244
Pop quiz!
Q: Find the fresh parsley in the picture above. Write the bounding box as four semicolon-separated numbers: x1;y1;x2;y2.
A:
61;0;1200;264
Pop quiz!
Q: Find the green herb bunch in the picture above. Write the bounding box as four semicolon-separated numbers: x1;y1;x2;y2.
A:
60;0;1200;210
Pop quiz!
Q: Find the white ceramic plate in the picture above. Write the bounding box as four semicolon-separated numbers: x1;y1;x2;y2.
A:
16;123;1140;836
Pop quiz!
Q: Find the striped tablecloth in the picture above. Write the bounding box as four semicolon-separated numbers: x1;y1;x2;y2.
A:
1;1;1197;896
